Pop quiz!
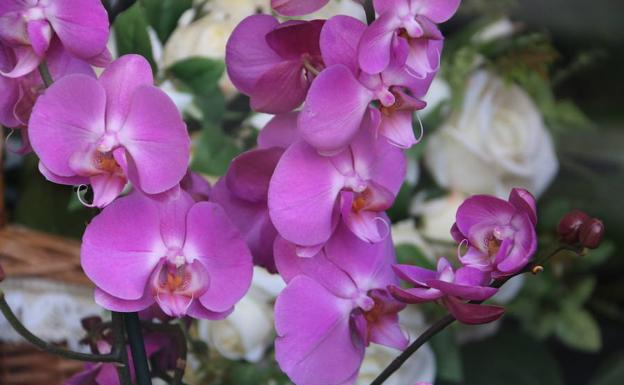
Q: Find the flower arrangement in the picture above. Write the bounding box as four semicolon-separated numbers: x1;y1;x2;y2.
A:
0;1;617;385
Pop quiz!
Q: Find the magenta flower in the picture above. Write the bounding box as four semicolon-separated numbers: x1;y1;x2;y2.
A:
226;15;324;113
271;0;330;16
212;113;299;272
358;0;460;77
274;223;408;385
451;188;538;278
28;55;191;207
390;258;505;325
0;40;92;153
299;16;427;153
268;117;406;248
81;190;253;319
0;0;110;78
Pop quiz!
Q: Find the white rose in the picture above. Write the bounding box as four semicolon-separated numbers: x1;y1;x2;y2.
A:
410;192;466;243
391;219;436;262
424;70;558;198
198;267;285;362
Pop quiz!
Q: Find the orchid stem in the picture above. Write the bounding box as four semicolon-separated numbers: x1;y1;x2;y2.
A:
369;244;583;385
38;61;53;88
124;312;153;385
112;312;133;385
364;0;375;25
0;290;121;362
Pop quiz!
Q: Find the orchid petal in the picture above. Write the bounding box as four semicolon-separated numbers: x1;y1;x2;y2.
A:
443;296;505;325
257;112;300;149
226;148;283;203
508;188;537;225
320;16;366;73
271;0;330;16
358;12;402;74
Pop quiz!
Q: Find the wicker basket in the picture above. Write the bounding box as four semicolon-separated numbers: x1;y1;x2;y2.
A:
0;225;92;385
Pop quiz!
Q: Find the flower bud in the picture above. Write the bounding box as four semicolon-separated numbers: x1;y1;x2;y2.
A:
557;210;590;244
0;264;5;282
579;218;604;249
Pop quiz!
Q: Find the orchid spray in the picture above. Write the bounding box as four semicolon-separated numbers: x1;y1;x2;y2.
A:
0;1;606;385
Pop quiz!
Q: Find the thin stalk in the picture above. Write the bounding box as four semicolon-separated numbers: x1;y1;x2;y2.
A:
124;312;153;385
364;0;375;25
369;244;582;385
111;312;132;385
0;291;120;362
38;61;53;87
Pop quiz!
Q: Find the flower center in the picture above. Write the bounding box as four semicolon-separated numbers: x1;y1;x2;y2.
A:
487;237;502;257
94;151;122;174
351;188;372;213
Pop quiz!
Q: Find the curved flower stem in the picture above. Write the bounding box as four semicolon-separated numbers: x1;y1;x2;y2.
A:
0;290;121;362
369;243;582;385
111;312;133;385
364;0;375;25
124;312;153;385
38;61;53;88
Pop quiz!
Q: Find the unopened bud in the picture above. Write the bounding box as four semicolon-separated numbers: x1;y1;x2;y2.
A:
557;210;590;244
579;218;604;249
81;316;103;332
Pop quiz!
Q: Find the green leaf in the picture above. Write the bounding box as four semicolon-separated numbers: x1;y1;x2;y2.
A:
458;330;563;385
589;352;624;385
554;307;602;352
431;328;464;383
140;0;193;43
168;57;226;124
191;124;241;176
113;3;156;72
395;244;435;270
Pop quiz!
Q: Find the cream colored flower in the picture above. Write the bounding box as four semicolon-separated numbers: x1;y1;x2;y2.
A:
410;192;466;243
197;267;284;362
425;70;558;198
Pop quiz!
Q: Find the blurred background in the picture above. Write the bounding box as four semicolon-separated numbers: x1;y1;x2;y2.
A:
1;0;623;384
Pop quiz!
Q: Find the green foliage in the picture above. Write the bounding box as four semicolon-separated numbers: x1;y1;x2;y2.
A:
554;306;601;352
589;352;624;385
452;330;563;385
140;0;193;43
113;2;156;73
431;328;464;383
191;124;241;176
395;243;435;270
167;57;227;124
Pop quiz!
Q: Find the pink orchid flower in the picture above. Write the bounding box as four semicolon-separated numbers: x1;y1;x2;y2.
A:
81;190;253;319
274;223;408;385
271;0;330;16
28;55;191;207
268;114;406;248
358;0;460;77
226;15;324;113
299;15;429;154
451;188;538;278
0;40;92;152
0;0;110;78
390;258;505;325
212;113;299;273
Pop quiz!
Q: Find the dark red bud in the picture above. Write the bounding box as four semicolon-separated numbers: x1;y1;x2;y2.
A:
557;210;590;244
579;218;604;249
81;316;103;332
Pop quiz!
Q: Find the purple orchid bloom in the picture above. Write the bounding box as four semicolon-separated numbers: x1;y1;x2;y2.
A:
274;223;408;385
390;258;505;325
271;0;330;16
451;188;538;278
0;39;93;152
299;15;428;153
81;190;253;319
226;15;324;114
212;113;299;273
358;0;460;77
28;55;191;207
268;114;406;248
0;0;110;78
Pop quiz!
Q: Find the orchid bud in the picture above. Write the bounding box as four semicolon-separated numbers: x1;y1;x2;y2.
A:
557;210;590;244
579;218;604;249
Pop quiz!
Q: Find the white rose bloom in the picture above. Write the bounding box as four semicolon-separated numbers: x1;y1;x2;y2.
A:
424;70;558;198
420;77;451;118
198;267;284;363
410;192;466;243
391;219;436;262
